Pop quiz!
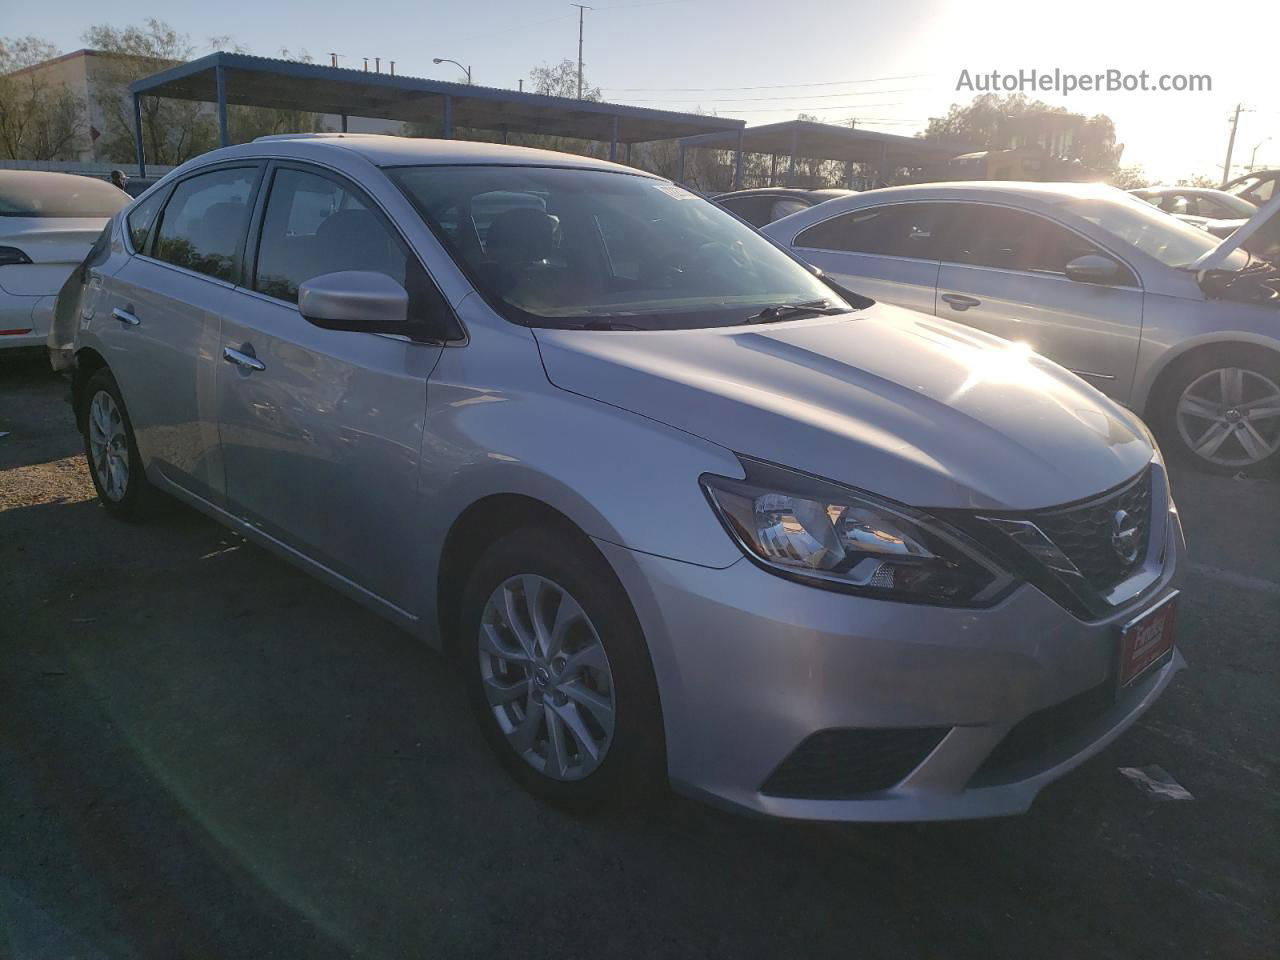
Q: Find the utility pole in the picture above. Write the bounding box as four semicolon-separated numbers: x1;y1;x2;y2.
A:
571;4;591;99
1221;103;1244;188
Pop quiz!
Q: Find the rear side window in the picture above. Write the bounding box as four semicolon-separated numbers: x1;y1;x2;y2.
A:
253;167;412;304
153;167;257;282
939;204;1137;284
795;203;948;259
718;195;775;228
125;189;166;253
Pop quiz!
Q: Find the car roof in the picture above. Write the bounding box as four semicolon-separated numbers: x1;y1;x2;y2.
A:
848;180;1122;201
204;133;658;176
1136;186;1234;196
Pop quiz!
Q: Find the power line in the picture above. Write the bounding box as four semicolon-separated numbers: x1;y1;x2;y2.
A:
610;87;926;104
453;11;575;44
700;103;917;115
601;73;932;93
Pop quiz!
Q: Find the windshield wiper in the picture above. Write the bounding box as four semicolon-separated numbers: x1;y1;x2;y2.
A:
744;299;848;324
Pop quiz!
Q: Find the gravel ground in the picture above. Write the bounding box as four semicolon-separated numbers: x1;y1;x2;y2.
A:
1;354;1277;960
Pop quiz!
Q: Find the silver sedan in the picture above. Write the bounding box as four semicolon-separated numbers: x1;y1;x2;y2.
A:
765;182;1280;474
52;138;1183;821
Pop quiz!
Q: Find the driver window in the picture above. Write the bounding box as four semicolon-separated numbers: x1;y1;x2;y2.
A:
254;167;409;304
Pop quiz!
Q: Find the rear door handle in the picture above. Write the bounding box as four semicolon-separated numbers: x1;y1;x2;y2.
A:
111;307;141;326
223;346;266;372
940;293;982;311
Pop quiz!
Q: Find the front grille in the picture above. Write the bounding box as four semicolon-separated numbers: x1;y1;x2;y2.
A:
1028;468;1152;595
969;682;1114;787
760;727;950;799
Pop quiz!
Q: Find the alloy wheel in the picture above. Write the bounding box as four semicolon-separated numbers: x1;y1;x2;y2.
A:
478;574;616;781
1176;367;1280;468
88;390;130;501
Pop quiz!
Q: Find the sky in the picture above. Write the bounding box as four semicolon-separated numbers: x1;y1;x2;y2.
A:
9;0;1278;183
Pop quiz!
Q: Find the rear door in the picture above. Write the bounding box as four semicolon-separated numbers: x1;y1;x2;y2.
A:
216;162;447;614
934;202;1145;402
789;202;949;313
97;163;263;503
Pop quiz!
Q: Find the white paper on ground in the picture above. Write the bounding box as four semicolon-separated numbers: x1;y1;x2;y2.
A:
1118;765;1194;801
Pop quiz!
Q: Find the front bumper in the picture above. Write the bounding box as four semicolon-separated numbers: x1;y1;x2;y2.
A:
597;500;1185;822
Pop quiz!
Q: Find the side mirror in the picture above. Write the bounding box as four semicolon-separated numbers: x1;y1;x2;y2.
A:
298;270;408;332
1064;254;1124;285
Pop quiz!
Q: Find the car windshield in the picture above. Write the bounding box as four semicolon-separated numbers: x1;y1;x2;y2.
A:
388;165;851;329
1053;192;1247;270
0;173;130;218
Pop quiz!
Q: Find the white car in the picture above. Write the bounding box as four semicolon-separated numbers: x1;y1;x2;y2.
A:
0;171;129;351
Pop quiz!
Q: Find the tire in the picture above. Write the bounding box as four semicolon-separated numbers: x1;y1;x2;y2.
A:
80;367;155;520
1153;346;1280;476
458;525;665;811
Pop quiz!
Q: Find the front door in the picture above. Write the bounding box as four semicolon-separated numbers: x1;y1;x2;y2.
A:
216;163;446;614
933;202;1145;402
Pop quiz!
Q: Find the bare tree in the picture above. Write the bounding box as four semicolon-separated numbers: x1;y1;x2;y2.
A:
0;37;86;160
528;60;601;101
83;19;217;165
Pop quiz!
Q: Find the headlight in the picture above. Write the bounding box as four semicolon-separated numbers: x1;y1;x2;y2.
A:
701;459;1013;604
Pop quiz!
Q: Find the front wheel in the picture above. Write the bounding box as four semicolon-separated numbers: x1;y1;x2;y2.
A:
1155;348;1280;475
458;525;665;810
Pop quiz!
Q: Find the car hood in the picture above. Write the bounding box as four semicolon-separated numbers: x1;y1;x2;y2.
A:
534;304;1153;511
1191;192;1280;271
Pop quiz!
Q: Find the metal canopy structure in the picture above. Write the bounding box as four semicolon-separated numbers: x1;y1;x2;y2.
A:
128;52;745;176
678;120;974;189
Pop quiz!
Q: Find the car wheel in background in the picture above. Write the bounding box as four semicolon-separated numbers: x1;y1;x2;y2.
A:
458;525;665;810
1156;346;1280;475
81;367;154;519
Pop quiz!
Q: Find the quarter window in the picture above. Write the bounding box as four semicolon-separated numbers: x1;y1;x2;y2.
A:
152;167;257;282
938;204;1137;284
794;203;949;260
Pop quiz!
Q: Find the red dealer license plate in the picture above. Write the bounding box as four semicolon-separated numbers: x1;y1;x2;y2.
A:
1118;592;1178;688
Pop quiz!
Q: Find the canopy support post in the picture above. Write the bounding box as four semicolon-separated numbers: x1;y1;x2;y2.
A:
215;64;229;146
132;93;146;179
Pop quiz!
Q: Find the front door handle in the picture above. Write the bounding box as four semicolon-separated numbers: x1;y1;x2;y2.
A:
940;293;982;311
223;346;266;372
111;307;141;326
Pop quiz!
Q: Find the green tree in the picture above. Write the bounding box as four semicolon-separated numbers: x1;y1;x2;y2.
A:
85;21;325;164
922;93;1124;175
83;19;217;165
1108;165;1149;190
0;37;86;160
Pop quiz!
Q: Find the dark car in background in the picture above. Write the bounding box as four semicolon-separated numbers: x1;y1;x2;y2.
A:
1225;170;1279;208
713;187;858;228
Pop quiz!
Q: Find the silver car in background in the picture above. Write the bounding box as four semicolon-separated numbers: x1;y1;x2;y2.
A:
0;171;129;351
53;136;1184;821
764;183;1280;474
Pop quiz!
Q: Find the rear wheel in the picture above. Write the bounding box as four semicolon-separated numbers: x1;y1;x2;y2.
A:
458;525;665;810
81;367;154;519
1155;347;1280;474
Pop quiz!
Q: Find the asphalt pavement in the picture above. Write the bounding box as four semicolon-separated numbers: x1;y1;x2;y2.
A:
2;354;1276;959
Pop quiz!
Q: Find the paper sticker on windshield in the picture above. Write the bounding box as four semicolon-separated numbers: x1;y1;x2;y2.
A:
654;184;698;200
